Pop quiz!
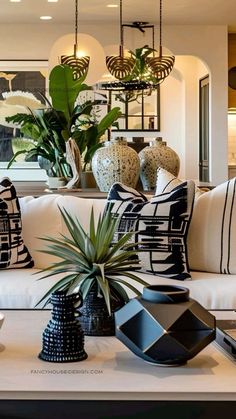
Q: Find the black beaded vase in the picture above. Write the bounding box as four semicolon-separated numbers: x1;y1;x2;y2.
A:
115;285;216;366
78;284;125;336
39;291;87;363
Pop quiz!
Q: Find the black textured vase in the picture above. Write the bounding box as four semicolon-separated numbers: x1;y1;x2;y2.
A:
115;285;216;366
39;291;87;363
78;284;125;336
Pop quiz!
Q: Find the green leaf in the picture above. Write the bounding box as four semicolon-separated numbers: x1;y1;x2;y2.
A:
7;149;30;168
35;273;78;307
89;207;96;244
78;276;96;301
109;281;129;303
49;64;89;121
67;273;92;295
97;107;121;138
96;275;111;315
108;276;142;296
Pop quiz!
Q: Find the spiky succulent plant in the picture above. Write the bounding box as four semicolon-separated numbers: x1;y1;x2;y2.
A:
37;205;148;314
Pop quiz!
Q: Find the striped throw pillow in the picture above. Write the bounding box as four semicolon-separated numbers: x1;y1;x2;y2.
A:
188;178;236;274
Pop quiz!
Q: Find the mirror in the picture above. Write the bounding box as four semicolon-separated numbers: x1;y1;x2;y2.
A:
108;87;160;131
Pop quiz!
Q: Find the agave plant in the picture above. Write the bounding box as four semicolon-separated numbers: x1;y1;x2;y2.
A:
37;205;148;315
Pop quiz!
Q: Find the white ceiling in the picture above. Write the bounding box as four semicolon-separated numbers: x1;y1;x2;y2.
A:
1;0;236;31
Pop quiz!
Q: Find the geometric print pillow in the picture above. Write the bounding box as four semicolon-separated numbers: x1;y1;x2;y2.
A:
107;181;195;280
0;177;34;269
187;177;236;274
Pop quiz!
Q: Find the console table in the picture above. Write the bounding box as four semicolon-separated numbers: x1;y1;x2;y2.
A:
14;181;108;198
0;310;236;418
14;181;215;198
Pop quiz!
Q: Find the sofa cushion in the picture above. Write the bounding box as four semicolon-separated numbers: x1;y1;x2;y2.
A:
19;194;106;269
107;181;195;280
0;269;235;310
188;177;236;274
0;177;34;269
19;194;63;269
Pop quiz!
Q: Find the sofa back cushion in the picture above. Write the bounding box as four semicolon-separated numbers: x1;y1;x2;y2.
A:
0;178;34;269
19;194;106;269
188;177;236;274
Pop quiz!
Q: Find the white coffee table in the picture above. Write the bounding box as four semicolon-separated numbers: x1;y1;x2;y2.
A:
0;310;236;418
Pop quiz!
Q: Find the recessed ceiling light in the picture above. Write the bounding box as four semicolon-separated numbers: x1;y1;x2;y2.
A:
10;0;22;2
40;16;53;20
107;4;118;7
48;0;58;2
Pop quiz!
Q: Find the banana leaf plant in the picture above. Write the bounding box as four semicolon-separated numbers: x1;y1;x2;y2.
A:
6;64;121;175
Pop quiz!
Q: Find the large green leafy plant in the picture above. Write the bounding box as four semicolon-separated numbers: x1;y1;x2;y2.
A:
37;206;148;315
7;64;121;175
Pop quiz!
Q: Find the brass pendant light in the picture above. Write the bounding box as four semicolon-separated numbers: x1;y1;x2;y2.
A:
98;0;174;92
61;0;90;80
146;0;175;84
106;0;135;80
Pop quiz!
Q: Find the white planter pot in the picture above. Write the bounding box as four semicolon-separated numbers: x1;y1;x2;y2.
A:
46;176;67;189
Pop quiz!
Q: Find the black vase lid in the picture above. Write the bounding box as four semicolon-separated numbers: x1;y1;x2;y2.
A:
142;285;189;304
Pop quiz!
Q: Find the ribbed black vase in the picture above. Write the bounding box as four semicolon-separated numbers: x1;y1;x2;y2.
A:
39;291;87;363
78;284;125;336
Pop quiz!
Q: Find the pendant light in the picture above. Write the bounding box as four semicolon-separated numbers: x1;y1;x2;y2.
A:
106;0;135;81
146;0;175;84
98;0;174;92
61;0;90;79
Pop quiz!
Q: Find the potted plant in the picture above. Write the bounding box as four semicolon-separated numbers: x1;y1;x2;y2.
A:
5;64;121;186
37;205;148;336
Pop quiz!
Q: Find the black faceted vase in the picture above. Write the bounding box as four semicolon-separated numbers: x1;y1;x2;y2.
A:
78;284;125;336
115;285;216;366
39;291;87;363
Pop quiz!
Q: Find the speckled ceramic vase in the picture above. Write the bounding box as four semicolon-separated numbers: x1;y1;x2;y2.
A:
91;138;140;192
139;138;180;191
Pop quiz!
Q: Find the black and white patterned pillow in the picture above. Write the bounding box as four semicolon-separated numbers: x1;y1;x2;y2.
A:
0;177;34;269
107;181;195;280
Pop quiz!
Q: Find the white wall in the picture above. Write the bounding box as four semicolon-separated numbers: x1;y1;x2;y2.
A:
159;66;184;176
0;23;228;184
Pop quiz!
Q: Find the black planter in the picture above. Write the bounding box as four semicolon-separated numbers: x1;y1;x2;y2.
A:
39;291;87;363
115;285;216;366
78;284;125;336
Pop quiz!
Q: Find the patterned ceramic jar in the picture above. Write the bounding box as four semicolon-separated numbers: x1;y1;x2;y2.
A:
139;138;180;191
91;138;140;192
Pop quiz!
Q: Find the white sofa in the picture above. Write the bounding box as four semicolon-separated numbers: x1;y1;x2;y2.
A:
0;193;236;310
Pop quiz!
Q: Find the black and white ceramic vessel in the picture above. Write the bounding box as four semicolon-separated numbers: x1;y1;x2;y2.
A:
139;138;180;190
92;138;140;192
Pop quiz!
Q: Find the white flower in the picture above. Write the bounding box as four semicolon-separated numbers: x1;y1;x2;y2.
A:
0;91;46;128
0;101;29;128
2;90;46;110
